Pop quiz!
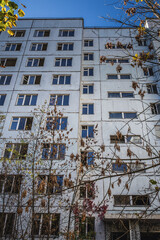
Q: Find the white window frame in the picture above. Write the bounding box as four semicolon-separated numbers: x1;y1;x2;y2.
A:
34;30;50;37
10;30;25;37
57;43;74;51
59;29;74;37
108;92;134;98
83;53;94;61
10;117;33;131
49;94;69;106
0;213;15;236
0;175;22;194
5;43;21;51
55;58;72;67
30;43;47;51
84;40;93;47
52;75;71;85
16;94;37;106
82;84;94;94
0;75;12;85
26;58;44;67
22;75;41;85
107;74;131;79
4;143;28;160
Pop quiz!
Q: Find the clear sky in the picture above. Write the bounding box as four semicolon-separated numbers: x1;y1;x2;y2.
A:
19;0;123;27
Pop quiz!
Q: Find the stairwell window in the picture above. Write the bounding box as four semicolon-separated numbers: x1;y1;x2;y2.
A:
27;58;44;67
0;75;12;85
49;95;69;106
84;40;93;47
83;85;94;94
143;67;154;76
80;182;95;199
55;58;72;67
5;43;21;51
82;104;94;114
10;117;33;130
30;43;48;51
107;74;131;79
82;126;94;138
81;151;94;166
83;67;94;76
147;84;158;94
84;53;94;61
109;112;137;119
108;92;134;98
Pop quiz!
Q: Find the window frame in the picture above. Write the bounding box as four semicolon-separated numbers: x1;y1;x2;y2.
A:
26;58;44;67
57;42;74;51
0;213;15;237
0;75;12;85
36;175;63;194
4;143;28;160
30;43;48;51
16;94;38;106
59;29;75;37
0;58;17;67
81;125;94;138
5;43;21;51
84;40;93;47
52;75;71;85
109;112;137;119
82;103;94;115
83;53;94;61
54;58;72;67
0;94;6;106
107;74;131;80
34;30;50;37
22;75;41;85
82;84;94;94
49;94;69;106
83;67;94;76
10;117;33;131
0;175;22;194
10;30;25;37
46;117;67;130
41;144;66;160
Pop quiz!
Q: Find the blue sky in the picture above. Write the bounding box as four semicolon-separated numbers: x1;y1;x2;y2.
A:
19;0;123;27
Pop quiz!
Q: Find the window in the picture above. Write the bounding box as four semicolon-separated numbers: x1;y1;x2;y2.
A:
108;92;134;98
16;94;37;106
110;135;125;144
32;213;60;236
0;175;22;194
0;58;17;67
138;39;147;46
55;58;72;67
109;112;122;119
30;43;48;51
84;53;94;61
155;125;160;138
0;95;6;106
106;58;129;63
26;58;44;67
107;74;131;79
126;135;142;144
84;40;93;47
46;117;67;130
83;85;94;94
112;163;127;172
49;95;69;106
4;143;28;160
57;43;74;51
0;213;15;237
36;175;63;194
5;43;21;51
79;217;95;239
52;75;71;85
10;117;33;130
11;30;25;37
151;103;160;114
82;126;94;138
82;104;94;114
105;43;128;49
81;151;94;166
132;195;150;206
114;195;130;206
109;112;137;119
59;29;74;37
110;135;141;144
0;75;12;85
147;84;158;94
143;67;154;76
42;144;66;160
83;68;94;76
80;182;95;199
22;75;41;85
34;30;50;37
